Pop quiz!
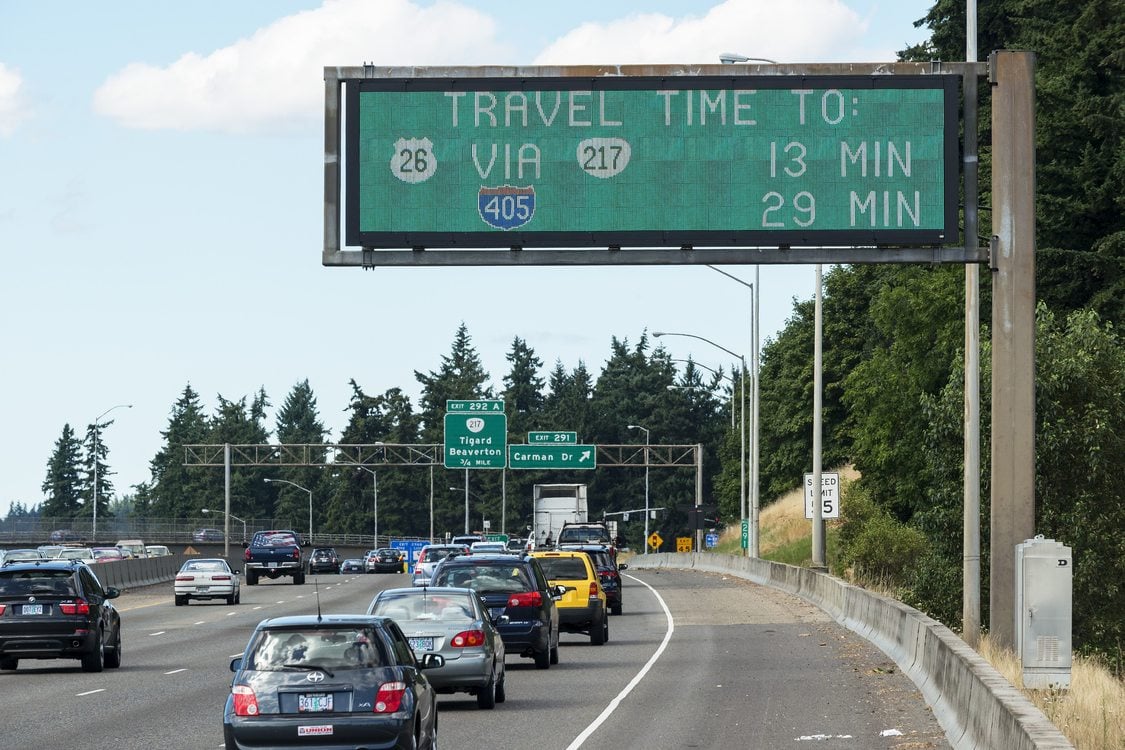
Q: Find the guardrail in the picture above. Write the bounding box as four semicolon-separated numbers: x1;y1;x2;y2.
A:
630;552;1073;750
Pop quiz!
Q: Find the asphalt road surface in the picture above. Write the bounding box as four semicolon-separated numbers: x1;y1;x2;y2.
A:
0;567;948;749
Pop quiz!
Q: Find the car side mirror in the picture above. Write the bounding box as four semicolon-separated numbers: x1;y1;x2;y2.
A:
618;563;628;571
232;569;241;575
491;614;510;626
419;653;445;670
552;584;567;599
105;587;120;599
230;657;243;672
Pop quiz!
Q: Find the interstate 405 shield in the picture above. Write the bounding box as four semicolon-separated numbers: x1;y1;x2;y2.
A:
345;74;959;249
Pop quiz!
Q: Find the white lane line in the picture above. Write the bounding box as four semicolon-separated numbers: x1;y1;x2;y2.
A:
227;612;237;617
164;668;187;675
77;689;106;697
194;621;205;625
148;631;166;636
253;606;263;610
566;574;675;750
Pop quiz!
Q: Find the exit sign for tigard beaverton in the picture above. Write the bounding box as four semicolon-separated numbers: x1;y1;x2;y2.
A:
345;72;958;249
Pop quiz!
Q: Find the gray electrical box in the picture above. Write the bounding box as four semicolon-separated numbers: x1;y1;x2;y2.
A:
1014;536;1072;689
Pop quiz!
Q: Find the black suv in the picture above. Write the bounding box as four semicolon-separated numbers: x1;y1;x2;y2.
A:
0;560;122;672
557;543;627;615
308;547;340;574
429;553;562;669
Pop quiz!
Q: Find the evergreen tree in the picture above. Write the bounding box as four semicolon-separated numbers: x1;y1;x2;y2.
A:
140;385;211;519
271;381;328;532
78;419;119;523
41;424;84;520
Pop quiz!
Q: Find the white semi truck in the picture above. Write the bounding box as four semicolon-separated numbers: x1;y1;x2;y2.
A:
532;483;588;548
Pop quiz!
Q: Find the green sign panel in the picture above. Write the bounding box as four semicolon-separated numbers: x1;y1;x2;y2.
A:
484;533;509;543
444;412;507;469
508;444;596;470
446;399;504;413
528;431;577;444
346;74;958;248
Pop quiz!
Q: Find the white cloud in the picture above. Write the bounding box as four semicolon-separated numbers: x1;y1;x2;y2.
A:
92;0;512;134
533;0;868;66
0;63;30;136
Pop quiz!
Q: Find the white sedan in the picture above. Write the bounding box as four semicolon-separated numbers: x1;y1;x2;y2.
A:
174;558;241;606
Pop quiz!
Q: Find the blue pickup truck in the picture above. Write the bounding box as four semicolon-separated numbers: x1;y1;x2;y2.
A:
242;530;306;585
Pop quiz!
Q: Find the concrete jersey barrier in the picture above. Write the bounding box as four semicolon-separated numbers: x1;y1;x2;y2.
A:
630;552;1072;750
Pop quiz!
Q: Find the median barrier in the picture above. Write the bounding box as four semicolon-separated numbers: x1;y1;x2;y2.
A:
630;552;1072;750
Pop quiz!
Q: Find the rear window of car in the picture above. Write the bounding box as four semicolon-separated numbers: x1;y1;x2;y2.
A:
422;548;460;563
433;563;533;593
182;560;228;573
558;527;610;543
370;591;476;623
536;557;589;580
0;570;77;596
248;627;387;670
252;532;299;547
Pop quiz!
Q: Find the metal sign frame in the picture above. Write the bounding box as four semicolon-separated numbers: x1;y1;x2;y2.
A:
324;62;988;267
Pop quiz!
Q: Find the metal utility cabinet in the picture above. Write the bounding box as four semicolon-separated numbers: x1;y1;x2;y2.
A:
1014;536;1072;689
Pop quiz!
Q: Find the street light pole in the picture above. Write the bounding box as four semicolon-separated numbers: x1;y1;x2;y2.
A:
654;331;747;553
627;424;650;553
706;266;760;557
264;478;313;543
450;485;485;535
91;403;132;542
357;467;378;547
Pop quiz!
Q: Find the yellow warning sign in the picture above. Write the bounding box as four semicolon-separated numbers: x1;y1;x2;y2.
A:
676;536;693;553
647;532;663;551
183;546;200;555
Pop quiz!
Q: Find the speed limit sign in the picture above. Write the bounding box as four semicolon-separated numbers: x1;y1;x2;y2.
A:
804;473;840;519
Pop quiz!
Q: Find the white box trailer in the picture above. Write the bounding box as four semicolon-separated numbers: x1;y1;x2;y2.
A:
532;484;588;547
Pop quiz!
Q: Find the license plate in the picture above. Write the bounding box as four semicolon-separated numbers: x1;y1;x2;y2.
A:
195;586;209;592
408;636;434;651
22;604;43;615
268;562;278;569
298;693;333;712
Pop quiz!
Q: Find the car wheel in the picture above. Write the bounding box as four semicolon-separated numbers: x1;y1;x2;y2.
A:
610;602;622;616
246;571;258;586
495;667;506;704
591;609;607;645
0;657;17;671
104;626;122;669
227;592;236;605
81;629;105;672
234;589;241;604
174;594;187;607
533;647;550;670
294;572;305;585
549;628;559;664
476;674;497;710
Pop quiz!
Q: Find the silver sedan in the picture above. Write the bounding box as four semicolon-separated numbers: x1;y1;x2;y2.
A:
174;558;240;606
367;586;506;709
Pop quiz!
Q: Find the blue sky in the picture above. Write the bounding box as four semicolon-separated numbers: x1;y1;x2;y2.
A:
0;0;934;517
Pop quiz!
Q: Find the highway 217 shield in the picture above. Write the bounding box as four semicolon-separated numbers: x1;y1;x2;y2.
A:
478;185;535;231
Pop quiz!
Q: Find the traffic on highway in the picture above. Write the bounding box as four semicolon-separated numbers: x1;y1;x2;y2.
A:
0;552;948;749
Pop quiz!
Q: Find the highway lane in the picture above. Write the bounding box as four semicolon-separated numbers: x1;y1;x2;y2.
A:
0;567;948;749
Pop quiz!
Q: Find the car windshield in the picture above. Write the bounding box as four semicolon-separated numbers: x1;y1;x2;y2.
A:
536;557;588;580
248;627;385;670
57;549;94;559
371;591;476;623
422;548;458;563
558;527;610;543
182;560;228;573
252;532;299;547
0;570;76;596
435;564;532;594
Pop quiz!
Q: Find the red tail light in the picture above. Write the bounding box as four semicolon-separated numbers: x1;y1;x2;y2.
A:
450;630;485;648
507;591;542;608
232;685;260;716
374;681;406;713
291;549;300;561
243;549;252;562
588;582;600;601
212;575;231;581
175;575;194;582
0;604;6;615
59;599;90;615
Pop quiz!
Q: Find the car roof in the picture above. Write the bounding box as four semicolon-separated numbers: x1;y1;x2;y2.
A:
257;614;389;630
0;559;85;572
377;586;476;597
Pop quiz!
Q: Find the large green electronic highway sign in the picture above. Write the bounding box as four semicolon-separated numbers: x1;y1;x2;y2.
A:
345;74;959;249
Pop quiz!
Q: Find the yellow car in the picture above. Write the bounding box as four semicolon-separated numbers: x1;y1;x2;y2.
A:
530;550;608;645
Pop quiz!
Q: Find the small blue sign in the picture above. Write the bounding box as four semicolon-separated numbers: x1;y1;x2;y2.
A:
705;533;719;549
478;185;535;230
390;539;429;564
